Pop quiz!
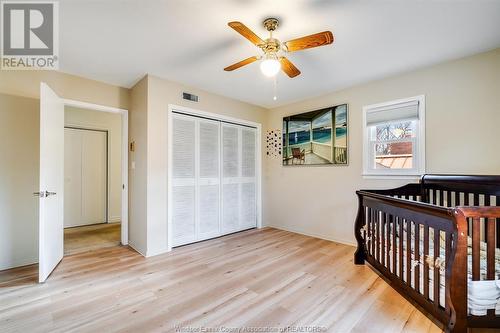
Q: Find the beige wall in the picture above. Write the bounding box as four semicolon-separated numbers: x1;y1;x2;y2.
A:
264;48;500;245
0;94;39;270
65;107;122;223
128;74;267;256
0;71;129;110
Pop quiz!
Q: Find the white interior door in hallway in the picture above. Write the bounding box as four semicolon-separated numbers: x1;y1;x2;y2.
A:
38;82;65;283
170;112;257;247
64;128;107;228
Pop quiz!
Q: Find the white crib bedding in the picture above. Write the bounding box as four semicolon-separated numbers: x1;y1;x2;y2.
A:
374;232;500;316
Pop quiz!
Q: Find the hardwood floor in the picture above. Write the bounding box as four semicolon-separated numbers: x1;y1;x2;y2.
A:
0;228;452;332
64;223;121;255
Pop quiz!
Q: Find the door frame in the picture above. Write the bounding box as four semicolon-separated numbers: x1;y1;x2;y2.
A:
63;99;129;245
167;104;262;251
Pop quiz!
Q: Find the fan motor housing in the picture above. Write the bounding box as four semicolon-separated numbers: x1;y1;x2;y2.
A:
261;38;280;53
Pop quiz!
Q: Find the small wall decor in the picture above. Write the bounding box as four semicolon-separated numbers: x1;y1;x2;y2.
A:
265;129;282;158
282;104;348;166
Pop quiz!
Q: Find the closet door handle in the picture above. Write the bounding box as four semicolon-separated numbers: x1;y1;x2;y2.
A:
33;191;57;198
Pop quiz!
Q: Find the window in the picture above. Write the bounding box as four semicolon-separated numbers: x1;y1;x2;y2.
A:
363;95;425;177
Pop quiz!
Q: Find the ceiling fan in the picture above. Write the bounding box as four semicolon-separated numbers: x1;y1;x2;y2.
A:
224;18;334;78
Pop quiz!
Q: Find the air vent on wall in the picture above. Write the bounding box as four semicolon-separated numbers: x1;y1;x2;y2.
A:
183;92;199;102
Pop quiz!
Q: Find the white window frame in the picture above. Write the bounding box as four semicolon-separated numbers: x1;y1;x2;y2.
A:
362;95;425;178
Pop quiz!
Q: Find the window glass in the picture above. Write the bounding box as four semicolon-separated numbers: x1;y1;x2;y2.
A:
363;97;424;176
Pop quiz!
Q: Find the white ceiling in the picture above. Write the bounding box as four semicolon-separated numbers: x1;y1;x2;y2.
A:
59;0;500;108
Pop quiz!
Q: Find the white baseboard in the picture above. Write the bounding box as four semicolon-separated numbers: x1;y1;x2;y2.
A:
127;240;147;257
268;224;357;247
108;216;121;223
146;246;170;258
0;256;38;271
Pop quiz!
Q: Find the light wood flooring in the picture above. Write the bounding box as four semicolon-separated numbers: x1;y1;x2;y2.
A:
1;227;483;333
64;222;121;255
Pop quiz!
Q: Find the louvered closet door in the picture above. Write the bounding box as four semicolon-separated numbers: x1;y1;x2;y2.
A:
222;124;241;233
171;115;196;246
172;113;257;247
197;119;221;240
222;124;257;233
240;127;257;229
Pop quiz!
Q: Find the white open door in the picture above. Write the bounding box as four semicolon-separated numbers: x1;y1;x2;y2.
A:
37;83;65;283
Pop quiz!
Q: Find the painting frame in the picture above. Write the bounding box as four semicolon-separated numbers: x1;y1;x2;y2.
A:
282;104;348;166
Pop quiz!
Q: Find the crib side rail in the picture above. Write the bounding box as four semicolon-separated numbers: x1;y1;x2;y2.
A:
364;183;424;200
455;206;500;219
354;191;466;332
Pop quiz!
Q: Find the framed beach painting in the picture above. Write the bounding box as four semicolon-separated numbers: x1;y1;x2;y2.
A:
282;104;348;166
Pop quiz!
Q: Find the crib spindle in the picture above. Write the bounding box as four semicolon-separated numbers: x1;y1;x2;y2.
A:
381;212;386;267
406;220;412;284
399;217;404;279
472;218;480;281
365;208;369;255
497;195;500;249
434;229;440;308
445;232;451;310
487;218;496;317
465;194;471;237
424;225;430;299
370;209;375;256
385;213;390;268
365;208;370;256
375;210;380;262
392;215;397;274
485;196;490;241
415;223;421;293
487;218;495;280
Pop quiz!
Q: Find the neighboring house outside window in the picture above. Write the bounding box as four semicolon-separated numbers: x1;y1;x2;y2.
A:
362;95;425;177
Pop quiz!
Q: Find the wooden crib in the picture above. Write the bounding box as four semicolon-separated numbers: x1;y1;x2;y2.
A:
354;174;500;332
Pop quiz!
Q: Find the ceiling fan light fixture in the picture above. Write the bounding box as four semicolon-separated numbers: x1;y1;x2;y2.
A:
225;18;333;80
260;54;281;77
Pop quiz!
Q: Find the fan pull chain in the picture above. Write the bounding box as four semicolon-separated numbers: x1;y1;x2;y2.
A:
273;76;277;101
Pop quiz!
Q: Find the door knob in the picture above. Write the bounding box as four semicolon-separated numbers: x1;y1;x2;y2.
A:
33;191;56;198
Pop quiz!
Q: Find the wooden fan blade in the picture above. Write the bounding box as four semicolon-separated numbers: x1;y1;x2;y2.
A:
284;31;334;52
280;57;301;78
224;56;259;71
228;22;264;46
